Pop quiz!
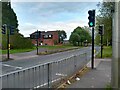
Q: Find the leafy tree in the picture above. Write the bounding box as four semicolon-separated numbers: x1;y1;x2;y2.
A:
1;0;33;49
2;33;34;49
69;26;91;46
57;30;67;43
10;33;33;49
95;2;115;46
69;33;80;46
2;1;19;32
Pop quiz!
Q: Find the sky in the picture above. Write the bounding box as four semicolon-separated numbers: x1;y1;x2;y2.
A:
11;0;102;40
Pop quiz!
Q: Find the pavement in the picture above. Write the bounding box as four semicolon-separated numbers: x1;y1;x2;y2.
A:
66;58;111;88
1;48;47;60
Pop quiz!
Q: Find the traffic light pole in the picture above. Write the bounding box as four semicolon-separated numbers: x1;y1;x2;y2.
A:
7;25;10;59
91;27;94;69
36;30;39;55
101;34;103;58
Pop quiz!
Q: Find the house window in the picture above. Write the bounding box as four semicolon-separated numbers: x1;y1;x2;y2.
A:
43;34;52;39
49;35;52;37
44;35;48;38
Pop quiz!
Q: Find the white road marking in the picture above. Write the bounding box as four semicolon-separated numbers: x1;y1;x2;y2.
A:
56;73;67;76
34;78;61;89
91;85;94;88
2;64;22;69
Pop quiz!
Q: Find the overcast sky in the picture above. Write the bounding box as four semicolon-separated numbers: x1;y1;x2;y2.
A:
11;1;102;40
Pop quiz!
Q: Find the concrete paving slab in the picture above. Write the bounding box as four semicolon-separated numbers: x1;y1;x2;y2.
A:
66;59;111;88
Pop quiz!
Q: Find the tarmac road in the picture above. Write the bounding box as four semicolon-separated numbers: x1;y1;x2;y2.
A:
1;46;100;74
1;46;100;88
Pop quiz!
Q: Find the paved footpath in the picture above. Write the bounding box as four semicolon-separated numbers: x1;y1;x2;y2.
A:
66;58;111;88
1;48;47;61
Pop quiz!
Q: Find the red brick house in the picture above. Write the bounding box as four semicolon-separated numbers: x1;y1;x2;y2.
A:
30;31;59;46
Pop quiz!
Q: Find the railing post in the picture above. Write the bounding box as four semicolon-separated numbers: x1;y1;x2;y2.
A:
23;70;25;88
7;75;9;88
47;63;50;88
38;66;40;88
85;52;87;61
74;56;77;72
13;73;15;88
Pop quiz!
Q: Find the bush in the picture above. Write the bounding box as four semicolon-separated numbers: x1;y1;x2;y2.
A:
2;33;34;50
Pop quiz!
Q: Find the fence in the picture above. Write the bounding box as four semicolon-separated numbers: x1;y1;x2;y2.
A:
0;50;92;89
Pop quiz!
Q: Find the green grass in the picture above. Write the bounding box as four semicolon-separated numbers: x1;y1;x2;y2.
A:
1;47;36;54
96;46;112;58
0;45;81;54
105;84;112;90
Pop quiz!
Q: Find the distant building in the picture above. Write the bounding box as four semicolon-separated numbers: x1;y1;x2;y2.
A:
30;31;59;46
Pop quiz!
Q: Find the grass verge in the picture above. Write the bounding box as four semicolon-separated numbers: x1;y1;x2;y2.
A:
106;84;112;90
96;46;112;58
1;45;82;54
1;47;36;54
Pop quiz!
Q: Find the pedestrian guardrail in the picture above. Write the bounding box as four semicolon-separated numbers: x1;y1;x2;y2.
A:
0;49;100;89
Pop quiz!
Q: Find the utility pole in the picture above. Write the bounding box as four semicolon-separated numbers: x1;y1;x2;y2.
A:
112;1;120;89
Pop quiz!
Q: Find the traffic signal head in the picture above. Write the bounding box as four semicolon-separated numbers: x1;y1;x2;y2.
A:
98;25;104;35
10;26;14;35
88;10;95;27
1;25;6;34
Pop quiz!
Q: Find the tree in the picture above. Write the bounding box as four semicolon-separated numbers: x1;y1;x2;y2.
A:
10;33;33;49
1;0;33;49
57;30;67;43
69;33;80;46
95;2;115;46
2;0;19;32
69;26;91;46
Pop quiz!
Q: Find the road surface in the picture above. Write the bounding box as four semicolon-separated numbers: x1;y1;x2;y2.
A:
1;46;100;74
0;46;100;88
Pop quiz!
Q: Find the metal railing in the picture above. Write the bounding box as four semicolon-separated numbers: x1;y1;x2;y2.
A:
0;50;93;89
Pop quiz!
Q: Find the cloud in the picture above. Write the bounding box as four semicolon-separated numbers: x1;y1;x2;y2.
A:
19;23;38;36
19;19;87;39
11;2;98;39
29;2;95;17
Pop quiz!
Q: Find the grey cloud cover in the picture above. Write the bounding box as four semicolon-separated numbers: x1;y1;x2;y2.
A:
29;2;96;14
